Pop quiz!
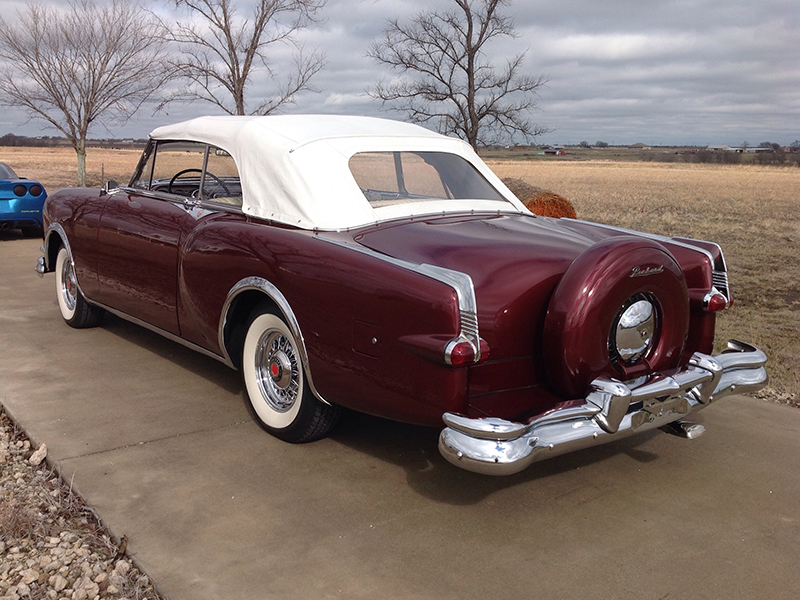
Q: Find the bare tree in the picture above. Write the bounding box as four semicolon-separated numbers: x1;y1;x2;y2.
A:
0;0;170;186
166;0;325;116
368;0;548;149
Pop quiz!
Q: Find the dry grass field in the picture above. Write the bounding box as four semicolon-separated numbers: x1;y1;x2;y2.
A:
3;146;798;401
1;145;142;190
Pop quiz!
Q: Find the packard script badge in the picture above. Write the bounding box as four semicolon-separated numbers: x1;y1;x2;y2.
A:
630;265;664;278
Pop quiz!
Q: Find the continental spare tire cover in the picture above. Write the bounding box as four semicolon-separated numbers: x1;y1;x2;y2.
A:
543;235;690;399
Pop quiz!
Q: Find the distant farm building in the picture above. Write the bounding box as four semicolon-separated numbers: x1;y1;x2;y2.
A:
544;146;565;155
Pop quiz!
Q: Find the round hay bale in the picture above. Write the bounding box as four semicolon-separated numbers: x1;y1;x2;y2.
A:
501;177;577;219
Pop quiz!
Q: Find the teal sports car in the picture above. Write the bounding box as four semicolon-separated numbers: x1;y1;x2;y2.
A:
0;161;47;237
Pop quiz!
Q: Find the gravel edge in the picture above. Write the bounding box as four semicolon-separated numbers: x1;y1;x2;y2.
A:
0;408;165;600
754;385;799;408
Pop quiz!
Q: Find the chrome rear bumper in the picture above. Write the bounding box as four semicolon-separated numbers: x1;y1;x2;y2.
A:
439;340;768;475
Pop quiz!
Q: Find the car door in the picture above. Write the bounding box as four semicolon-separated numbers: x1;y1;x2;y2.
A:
95;140;207;335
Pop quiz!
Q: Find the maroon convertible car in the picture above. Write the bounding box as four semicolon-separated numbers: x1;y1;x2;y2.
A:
36;115;768;475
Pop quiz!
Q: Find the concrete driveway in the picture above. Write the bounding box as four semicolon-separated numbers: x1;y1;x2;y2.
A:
2;234;799;600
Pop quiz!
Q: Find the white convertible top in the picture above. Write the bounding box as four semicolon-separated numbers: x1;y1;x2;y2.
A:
149;115;528;230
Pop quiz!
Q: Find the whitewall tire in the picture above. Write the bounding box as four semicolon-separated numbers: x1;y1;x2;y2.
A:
54;246;103;328
242;308;340;442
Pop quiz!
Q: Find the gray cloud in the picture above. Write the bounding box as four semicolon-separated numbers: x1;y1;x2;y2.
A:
1;0;797;145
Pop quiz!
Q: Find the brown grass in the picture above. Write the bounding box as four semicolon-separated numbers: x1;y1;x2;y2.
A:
1;145;141;190
3;147;796;398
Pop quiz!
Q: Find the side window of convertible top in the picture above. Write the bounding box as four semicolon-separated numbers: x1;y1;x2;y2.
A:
130;141;242;207
148;141;207;197
202;146;243;207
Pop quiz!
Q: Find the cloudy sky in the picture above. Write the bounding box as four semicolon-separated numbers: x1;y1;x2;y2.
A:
1;0;797;146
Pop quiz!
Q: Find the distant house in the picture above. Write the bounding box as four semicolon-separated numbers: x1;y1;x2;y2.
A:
544;146;565;155
630;143;650;149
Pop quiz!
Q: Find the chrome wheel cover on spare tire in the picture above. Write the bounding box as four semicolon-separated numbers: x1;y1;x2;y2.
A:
543;236;690;399
610;293;658;364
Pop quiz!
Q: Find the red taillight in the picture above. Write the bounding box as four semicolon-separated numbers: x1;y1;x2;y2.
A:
704;290;729;312
444;338;490;367
447;341;474;366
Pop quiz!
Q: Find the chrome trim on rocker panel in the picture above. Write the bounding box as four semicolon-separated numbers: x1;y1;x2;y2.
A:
317;236;482;359
38;227;232;367
92;300;232;367
44;224;238;368
219;277;331;406
439;340;768;475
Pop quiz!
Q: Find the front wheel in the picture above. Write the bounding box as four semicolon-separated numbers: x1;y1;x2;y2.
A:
55;246;104;328
241;308;340;443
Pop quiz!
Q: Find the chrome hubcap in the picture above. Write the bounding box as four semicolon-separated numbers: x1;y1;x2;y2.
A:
255;330;300;412
61;257;77;311
612;296;657;363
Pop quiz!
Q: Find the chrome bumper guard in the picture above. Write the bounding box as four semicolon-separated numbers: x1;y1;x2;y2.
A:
35;255;47;277
35;245;47;278
439;340;768;475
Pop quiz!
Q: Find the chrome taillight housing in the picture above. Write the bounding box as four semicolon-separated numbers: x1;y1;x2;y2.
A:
444;337;490;367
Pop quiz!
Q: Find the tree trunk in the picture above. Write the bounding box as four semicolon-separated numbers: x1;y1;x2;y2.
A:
76;148;87;187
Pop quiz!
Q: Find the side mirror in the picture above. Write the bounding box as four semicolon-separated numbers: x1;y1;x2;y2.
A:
103;180;119;194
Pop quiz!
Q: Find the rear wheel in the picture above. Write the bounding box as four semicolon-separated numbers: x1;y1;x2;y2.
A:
55;246;104;328
241;307;340;442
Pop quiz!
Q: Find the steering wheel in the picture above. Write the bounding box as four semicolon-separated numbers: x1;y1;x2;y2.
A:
167;168;230;197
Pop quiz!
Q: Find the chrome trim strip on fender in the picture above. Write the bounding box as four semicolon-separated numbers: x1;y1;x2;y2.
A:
40;225;88;304
439;339;768;475
571;220;732;303
572;219;720;266
43;223;70;273
219;277;331;406
317;236;482;360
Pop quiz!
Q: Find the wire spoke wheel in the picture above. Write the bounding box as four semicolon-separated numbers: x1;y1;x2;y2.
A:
60;254;78;312
54;246;103;328
255;330;301;413
242;307;340;443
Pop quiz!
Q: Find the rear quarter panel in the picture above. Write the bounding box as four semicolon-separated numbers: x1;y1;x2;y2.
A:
178;215;468;426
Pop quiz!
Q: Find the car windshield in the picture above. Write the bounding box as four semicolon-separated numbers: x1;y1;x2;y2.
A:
0;162;18;179
348;151;509;208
